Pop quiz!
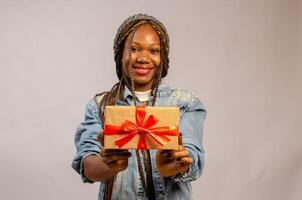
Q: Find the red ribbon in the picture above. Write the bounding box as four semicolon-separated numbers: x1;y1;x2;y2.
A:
103;106;178;149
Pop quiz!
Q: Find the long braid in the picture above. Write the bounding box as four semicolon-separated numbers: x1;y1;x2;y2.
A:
148;22;166;105
124;21;154;197
94;14;170;200
95;83;120;200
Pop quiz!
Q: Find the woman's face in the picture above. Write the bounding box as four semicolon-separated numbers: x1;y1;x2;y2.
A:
122;24;161;91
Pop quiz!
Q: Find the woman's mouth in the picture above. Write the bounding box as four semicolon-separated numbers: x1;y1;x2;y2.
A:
133;67;153;75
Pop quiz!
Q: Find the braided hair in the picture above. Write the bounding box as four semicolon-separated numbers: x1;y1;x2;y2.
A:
94;14;170;200
95;14;170;121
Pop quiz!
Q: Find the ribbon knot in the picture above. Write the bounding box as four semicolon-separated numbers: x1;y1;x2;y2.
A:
137;127;149;134
103;106;178;149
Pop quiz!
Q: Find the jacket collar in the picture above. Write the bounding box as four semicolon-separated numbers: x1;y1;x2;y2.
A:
116;82;169;105
123;81;169;99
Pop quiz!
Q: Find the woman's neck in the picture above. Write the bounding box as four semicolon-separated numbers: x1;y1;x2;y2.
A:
135;89;152;102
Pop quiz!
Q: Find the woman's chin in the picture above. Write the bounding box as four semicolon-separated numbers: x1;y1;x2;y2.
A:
133;78;154;90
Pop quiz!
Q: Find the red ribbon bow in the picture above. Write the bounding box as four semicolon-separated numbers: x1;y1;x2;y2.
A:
103;106;178;149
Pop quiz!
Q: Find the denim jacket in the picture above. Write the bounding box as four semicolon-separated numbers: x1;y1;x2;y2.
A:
71;83;206;200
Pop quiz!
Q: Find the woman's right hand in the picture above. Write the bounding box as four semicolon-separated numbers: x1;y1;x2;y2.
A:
100;149;131;173
97;131;131;173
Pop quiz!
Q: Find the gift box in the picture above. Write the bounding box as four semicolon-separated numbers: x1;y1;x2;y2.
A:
103;106;179;150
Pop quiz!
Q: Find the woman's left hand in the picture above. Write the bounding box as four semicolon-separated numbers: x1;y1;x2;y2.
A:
156;136;192;177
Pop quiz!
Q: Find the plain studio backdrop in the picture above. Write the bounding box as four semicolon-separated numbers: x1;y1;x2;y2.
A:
0;0;301;199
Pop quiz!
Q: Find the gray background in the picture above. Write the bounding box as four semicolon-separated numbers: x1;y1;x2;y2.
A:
1;0;301;199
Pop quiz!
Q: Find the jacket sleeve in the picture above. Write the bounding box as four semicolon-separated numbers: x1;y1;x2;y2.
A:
173;91;206;183
71;100;103;183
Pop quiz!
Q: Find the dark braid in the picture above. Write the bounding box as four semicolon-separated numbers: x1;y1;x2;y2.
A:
94;13;170;200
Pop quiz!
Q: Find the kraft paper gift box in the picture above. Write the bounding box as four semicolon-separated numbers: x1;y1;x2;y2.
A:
103;106;179;150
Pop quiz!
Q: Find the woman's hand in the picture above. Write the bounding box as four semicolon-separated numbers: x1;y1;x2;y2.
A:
156;135;192;177
100;149;131;173
82;131;131;182
97;132;131;173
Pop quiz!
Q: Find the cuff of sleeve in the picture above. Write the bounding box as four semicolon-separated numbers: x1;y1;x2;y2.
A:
80;152;100;183
171;151;196;183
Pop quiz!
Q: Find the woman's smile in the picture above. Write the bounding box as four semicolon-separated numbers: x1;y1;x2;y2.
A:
133;66;154;76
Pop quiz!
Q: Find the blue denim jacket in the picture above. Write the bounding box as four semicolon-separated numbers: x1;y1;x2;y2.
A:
71;83;206;200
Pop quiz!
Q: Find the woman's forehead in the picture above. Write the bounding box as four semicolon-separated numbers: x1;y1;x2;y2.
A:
128;24;160;45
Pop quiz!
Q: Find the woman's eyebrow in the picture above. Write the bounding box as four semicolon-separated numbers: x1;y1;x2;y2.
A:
131;41;160;46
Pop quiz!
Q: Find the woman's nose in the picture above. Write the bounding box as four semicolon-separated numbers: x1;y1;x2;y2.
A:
136;51;150;63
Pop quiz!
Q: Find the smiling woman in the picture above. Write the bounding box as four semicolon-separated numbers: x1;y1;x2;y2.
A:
122;24;161;91
71;14;206;200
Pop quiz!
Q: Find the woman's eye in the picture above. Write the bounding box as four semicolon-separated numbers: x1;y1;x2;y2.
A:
150;49;160;54
131;47;139;52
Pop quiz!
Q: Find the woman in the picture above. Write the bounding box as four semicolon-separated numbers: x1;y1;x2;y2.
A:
72;14;206;200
